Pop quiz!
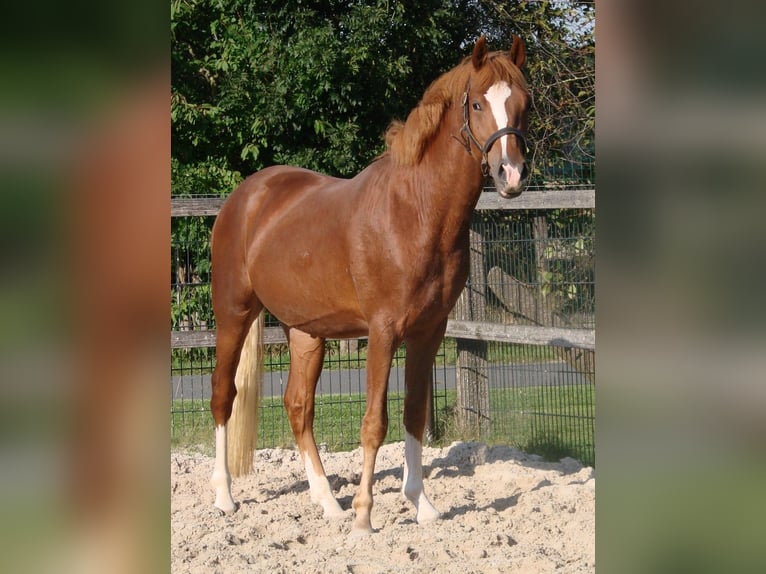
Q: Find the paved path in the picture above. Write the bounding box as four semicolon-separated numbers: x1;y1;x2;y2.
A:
171;361;588;402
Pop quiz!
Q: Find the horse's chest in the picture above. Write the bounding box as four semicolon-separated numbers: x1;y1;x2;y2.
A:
407;252;469;317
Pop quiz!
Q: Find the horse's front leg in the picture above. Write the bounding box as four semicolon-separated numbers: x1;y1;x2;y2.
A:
351;326;398;534
402;325;447;524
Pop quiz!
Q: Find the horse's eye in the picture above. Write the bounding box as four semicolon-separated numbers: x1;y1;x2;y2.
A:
472;102;482;111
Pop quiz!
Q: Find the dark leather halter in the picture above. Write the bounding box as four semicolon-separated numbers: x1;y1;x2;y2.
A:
460;82;529;177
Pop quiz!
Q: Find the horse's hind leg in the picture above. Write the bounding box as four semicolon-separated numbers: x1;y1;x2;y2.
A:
283;327;346;519
401;324;447;524
209;301;261;514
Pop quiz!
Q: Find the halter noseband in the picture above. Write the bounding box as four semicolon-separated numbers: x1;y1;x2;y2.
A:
460;82;529;177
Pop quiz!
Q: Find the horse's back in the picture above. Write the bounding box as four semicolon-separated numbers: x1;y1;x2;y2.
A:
214;165;348;262
219;165;340;221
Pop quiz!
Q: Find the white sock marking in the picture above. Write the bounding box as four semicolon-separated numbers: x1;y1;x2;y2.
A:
402;432;440;523
211;424;237;513
303;452;345;519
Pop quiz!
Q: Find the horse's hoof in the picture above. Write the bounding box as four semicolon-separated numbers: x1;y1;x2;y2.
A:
416;505;442;525
416;510;441;525
214;501;239;516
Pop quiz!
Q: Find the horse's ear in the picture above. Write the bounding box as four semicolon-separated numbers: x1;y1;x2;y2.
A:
472;35;488;69
509;34;526;69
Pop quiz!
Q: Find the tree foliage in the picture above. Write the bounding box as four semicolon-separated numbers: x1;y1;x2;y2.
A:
172;0;484;194
172;0;594;194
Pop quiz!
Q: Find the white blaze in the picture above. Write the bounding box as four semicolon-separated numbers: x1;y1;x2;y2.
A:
484;81;512;160
484;81;522;189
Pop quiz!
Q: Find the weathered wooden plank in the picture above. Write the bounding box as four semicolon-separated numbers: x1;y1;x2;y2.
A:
170;188;595;217
171;330;215;348
445;320;595;350
454;222;490;436
171;327;287;348
475;188;595;210
172;322;594;350
455;338;490;436
171;197;226;217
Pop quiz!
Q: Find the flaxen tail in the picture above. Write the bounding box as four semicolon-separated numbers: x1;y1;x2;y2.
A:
226;310;264;477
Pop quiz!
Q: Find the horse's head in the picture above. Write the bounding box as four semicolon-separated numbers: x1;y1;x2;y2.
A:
462;35;531;198
385;35;531;196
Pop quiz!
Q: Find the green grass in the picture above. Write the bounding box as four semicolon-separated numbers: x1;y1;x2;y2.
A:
171;383;594;466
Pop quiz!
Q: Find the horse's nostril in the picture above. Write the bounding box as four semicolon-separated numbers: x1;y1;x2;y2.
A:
521;163;529;180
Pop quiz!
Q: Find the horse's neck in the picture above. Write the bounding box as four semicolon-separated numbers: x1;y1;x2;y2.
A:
411;121;485;236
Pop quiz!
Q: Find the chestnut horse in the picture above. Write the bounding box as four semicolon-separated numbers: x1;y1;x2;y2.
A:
209;35;530;534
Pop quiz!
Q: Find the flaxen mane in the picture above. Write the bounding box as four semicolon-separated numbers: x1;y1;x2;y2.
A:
385;47;528;167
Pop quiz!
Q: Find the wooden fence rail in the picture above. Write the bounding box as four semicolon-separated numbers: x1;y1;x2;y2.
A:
171;188;595;217
170;320;594;350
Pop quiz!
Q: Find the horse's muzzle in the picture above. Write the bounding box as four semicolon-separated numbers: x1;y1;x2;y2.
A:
494;161;528;198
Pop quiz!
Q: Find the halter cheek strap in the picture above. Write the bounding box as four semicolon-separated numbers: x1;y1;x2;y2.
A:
460;90;484;156
460;82;529;176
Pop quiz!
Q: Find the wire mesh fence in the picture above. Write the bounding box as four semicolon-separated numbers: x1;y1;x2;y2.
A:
170;339;594;466
455;207;595;328
526;154;595;191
